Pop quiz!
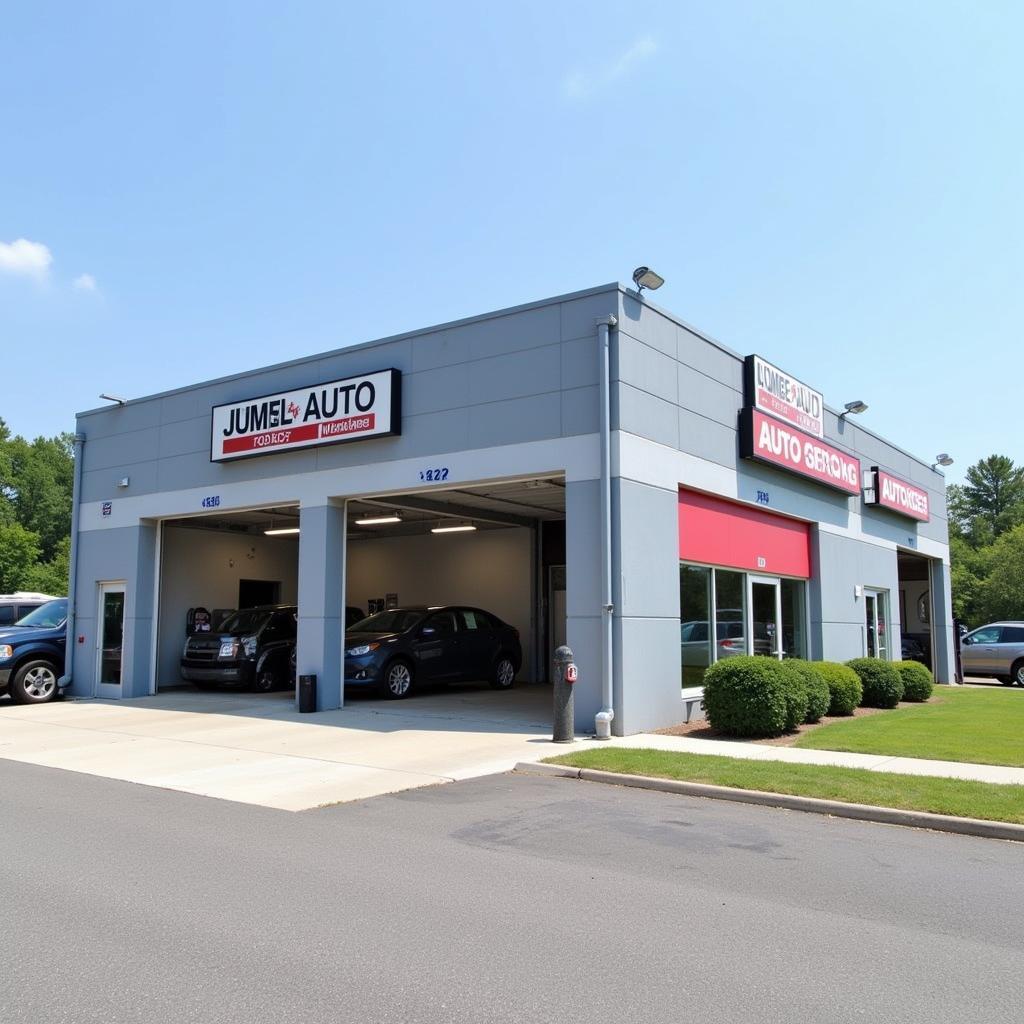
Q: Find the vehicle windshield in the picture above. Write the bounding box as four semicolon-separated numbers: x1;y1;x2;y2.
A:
15;599;68;628
218;608;274;635
350;609;426;634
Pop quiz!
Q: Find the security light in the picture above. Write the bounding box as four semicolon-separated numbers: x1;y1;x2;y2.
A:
99;393;127;406
839;400;868;419
430;522;477;534
354;514;402;526
264;527;300;536
932;454;954;469
631;266;665;293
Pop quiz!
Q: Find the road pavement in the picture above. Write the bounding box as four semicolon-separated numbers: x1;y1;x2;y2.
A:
1;758;1021;1023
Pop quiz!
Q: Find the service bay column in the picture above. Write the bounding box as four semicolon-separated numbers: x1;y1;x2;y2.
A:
296;500;346;710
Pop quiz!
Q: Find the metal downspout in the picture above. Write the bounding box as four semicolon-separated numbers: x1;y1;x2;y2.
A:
59;432;86;693
595;315;617;738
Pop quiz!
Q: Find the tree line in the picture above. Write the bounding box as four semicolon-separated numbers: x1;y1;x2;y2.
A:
947;454;1024;626
0;418;73;596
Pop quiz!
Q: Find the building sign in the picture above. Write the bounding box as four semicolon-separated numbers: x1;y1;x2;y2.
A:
744;355;824;438
210;369;401;462
866;467;930;522
739;408;861;495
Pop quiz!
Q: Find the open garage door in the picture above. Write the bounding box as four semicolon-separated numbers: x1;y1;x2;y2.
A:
155;505;300;696
340;475;565;705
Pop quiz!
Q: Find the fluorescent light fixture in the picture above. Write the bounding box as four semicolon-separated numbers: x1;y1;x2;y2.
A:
632;266;665;293
354;514;402;526
932;454;954;468
264;527;300;536
99;393;127;406
430;523;477;534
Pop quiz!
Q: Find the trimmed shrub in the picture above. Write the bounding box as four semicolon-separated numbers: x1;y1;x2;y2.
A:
786;660;831;723
896;660;934;702
702;655;806;738
815;662;863;716
846;658;905;708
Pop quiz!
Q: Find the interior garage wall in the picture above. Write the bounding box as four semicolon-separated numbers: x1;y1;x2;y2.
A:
156;526;299;686
345;527;534;679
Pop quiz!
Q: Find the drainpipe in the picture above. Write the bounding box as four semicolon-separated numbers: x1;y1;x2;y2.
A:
594;315;617;739
59;432;86;694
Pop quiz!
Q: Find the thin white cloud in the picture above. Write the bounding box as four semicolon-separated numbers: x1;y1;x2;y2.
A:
564;35;659;100
73;273;97;292
0;238;52;279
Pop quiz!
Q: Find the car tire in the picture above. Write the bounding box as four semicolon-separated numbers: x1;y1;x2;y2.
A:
382;660;414;700
1012;660;1024;687
253;664;280;693
489;655;517;690
9;659;61;704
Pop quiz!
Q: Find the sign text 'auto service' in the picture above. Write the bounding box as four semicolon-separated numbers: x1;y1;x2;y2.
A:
744;355;824;437
739;409;861;495
210;369;401;462
867;467;930;521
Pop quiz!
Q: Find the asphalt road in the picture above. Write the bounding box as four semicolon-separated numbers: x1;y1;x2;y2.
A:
1;760;1021;1024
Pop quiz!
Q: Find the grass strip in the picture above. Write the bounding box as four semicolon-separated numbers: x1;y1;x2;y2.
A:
794;687;1024;768
545;747;1024;825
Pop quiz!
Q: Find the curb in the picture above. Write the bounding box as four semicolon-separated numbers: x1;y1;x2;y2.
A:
512;762;1024;843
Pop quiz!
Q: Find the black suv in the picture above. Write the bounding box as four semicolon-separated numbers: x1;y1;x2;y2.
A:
0;599;68;704
181;605;296;692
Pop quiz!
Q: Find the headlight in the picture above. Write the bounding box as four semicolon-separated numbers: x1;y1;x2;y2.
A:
241;636;257;657
0;645;13;660
218;640;238;659
346;642;380;657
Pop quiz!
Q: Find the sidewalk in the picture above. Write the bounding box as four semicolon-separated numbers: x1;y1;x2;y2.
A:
608;733;1024;785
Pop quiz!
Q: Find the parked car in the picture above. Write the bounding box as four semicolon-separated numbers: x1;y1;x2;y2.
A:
344;606;522;699
901;634;929;664
181;605;297;692
0;591;59;628
960;622;1024;686
0;598;68;704
680;620;746;665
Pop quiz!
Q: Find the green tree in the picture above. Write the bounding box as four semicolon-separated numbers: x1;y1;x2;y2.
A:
977;525;1024;622
959;455;1024;540
22;536;71;596
0;521;42;592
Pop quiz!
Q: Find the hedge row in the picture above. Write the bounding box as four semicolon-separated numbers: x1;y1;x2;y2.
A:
702;655;935;738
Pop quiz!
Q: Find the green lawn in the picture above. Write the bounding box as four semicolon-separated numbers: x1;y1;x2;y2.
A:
793;686;1024;767
545;748;1024;824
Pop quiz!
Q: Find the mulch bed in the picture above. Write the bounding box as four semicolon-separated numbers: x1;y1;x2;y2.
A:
653;698;940;747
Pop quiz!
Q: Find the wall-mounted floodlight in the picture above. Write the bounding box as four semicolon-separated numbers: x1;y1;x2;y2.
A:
99;393;127;406
430;522;477;534
264;527;300;536
632;266;665;294
839;400;868;419
932;454;954;469
354;514;402;526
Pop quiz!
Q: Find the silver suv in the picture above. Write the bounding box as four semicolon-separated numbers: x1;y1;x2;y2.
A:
960;622;1024;686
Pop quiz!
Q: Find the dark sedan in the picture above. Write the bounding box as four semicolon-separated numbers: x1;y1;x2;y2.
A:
344;606;522;699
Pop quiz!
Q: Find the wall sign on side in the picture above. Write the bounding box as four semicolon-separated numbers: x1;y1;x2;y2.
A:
739;408;861;495
210;368;401;462
744;354;824;438
866;467;930;522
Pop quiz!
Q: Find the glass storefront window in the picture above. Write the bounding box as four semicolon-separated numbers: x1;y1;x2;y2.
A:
680;565;712;687
715;570;746;662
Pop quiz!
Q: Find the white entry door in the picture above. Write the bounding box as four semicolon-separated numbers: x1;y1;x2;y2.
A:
747;575;783;659
96;583;126;698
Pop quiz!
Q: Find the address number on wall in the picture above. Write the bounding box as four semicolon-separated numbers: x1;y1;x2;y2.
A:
201;495;222;509
419;468;450;482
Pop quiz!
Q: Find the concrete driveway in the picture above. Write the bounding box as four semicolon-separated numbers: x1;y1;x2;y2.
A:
0;684;601;810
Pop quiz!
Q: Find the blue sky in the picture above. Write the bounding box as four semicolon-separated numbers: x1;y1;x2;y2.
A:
2;1;1020;484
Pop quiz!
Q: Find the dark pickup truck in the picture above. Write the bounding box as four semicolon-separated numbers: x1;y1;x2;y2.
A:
0;598;68;704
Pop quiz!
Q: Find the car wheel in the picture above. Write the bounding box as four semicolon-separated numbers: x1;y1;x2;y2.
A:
382;660;413;699
1013;660;1024;687
9;660;60;704
489;655;516;690
254;667;278;693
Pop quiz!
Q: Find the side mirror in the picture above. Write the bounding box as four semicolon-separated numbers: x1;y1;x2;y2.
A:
961;636;971;645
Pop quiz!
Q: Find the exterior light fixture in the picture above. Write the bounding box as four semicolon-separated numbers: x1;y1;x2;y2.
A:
99;393;127;406
264;527;300;536
932;454;954;469
631;266;665;294
430;522;477;534
354;514;402;526
839;400;868;419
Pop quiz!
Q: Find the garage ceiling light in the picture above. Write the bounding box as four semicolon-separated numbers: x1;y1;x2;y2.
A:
264;527;300;536
430;522;477;534
354;514;402;526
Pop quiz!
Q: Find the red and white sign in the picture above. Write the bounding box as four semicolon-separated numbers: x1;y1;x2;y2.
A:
739;408;861;495
744;354;824;437
867;468;930;522
211;369;401;462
